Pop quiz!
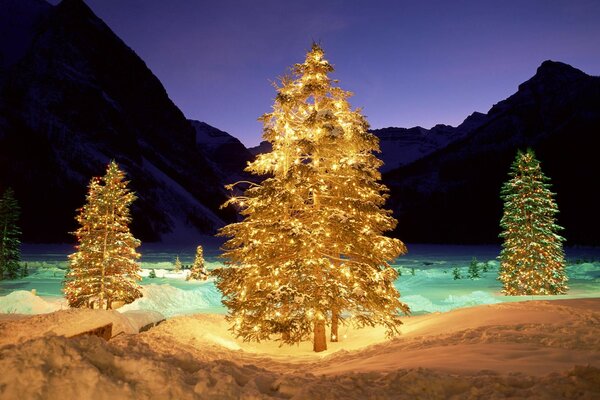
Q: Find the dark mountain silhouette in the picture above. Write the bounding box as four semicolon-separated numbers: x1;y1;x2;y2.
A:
190;119;253;180
0;0;236;242
384;61;600;245
372;111;487;172
1;1;597;246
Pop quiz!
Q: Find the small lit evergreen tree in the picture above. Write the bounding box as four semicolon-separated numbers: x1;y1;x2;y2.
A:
64;161;142;309
187;245;208;281
174;256;182;273
0;188;21;280
499;149;568;295
214;44;409;352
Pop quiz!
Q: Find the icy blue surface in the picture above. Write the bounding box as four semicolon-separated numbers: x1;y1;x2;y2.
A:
2;244;599;316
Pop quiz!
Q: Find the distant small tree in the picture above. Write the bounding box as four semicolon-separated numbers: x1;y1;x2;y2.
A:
0;188;21;280
149;269;157;279
467;257;480;279
187;245;208;281
174;256;182;273
481;261;490;273
452;267;461;280
499;149;568;295
63;161;142;309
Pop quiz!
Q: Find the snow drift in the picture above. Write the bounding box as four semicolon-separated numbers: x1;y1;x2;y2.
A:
0;298;598;399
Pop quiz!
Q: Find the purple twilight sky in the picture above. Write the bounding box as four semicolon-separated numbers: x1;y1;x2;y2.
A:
54;0;600;147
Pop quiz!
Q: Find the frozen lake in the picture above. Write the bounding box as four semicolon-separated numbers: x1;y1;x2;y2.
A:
1;243;599;316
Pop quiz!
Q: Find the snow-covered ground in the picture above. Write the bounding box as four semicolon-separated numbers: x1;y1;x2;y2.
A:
0;299;598;399
2;244;599;317
1;244;599;399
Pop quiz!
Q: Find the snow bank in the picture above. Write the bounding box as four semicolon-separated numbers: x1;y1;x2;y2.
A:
0;290;62;314
0;299;598;399
402;290;500;313
120;310;165;332
140;268;190;279
119;284;223;317
0;308;137;347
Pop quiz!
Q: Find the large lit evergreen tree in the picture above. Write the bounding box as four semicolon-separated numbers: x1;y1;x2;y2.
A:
0;188;21;280
499;149;568;295
64;161;142;309
214;44;409;352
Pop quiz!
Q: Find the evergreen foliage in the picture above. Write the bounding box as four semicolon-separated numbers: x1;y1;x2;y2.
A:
499;149;568;295
452;267;461;280
63;161;142;309
468;257;480;279
214;44;409;352
0;188;21;280
187;245;208;281
174;256;182;273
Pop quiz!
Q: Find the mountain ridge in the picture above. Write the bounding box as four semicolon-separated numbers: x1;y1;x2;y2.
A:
383;60;600;245
0;0;235;243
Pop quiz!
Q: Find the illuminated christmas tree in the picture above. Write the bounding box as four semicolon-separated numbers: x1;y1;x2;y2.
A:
174;256;182;273
0;188;21;280
64;161;142;309
499;149;568;295
187;245;208;281
214;44;409;352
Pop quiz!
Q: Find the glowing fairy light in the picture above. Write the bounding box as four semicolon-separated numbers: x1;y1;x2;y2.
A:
498;149;568;295
63;161;142;310
212;43;410;353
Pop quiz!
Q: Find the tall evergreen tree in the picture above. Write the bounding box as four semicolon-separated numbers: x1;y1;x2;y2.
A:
187;245;208;281
64;161;142;309
499;149;568;295
0;188;21;280
214;44;409;352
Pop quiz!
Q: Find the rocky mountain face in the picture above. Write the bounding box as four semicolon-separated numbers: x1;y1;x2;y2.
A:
372;112;487;173
384;61;600;245
0;0;236;243
190;120;253;181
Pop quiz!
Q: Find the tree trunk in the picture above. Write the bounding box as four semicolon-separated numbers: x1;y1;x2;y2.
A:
313;320;327;352
282;331;290;341
330;309;339;342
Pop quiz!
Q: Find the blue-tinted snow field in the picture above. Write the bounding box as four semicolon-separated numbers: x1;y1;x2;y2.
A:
1;243;599;316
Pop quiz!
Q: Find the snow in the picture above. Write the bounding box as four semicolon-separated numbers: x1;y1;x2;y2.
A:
0;290;63;314
3;244;599;318
141;157;225;238
402;290;500;313
119;283;223;317
0;299;598;399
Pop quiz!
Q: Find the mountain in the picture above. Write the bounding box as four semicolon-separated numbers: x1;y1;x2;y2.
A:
384;61;600;245
189;119;253;180
248;140;272;157
0;0;235;243
372;111;487;172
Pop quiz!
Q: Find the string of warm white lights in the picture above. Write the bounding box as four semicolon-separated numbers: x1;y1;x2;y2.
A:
64;161;142;309
499;149;568;295
214;44;410;352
